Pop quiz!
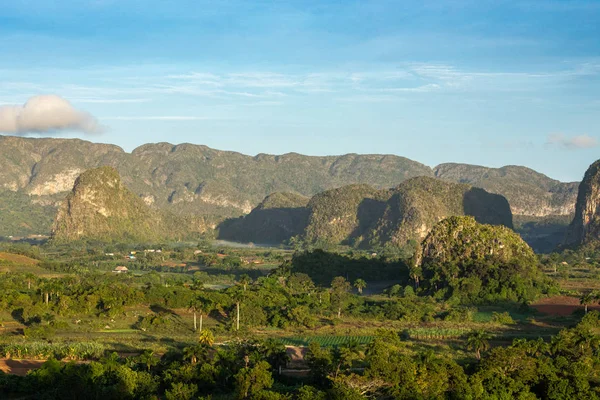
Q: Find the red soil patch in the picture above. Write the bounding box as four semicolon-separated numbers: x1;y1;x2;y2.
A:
0;359;46;376
532;296;599;316
286;346;308;368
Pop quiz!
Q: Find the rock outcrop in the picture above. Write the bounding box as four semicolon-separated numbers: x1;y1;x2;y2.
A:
565;160;600;247
52;167;209;242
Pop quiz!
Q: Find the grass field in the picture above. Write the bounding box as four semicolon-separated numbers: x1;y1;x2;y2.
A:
0;252;59;276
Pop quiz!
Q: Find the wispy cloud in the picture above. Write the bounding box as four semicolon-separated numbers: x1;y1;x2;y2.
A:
546;133;599;149
73;98;152;104
104;116;217;121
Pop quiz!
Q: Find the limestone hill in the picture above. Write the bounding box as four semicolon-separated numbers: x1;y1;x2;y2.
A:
414;216;548;302
368;177;512;248
219;177;513;249
51;167;209;243
565;159;600;248
0;136;578;239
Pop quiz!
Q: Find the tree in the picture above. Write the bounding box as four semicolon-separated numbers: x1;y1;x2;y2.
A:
188;295;212;332
183;344;209;365
331;277;351;318
260;338;289;373
580;292;595;314
333;339;362;377
138;349;158;372
188;298;201;332
234;360;274;399
238;274;252;291
353;279;367;295
466;330;491;360
199;329;215;347
165;382;198;400
229;286;245;331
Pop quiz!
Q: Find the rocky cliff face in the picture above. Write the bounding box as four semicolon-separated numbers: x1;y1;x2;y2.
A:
565;160;600;247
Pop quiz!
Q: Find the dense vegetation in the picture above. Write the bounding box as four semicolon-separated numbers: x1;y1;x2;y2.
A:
416;216;556;303
0;233;595;398
1;303;600;399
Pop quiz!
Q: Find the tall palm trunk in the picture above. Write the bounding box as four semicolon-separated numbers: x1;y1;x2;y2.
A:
199;313;203;332
236;302;240;331
193;312;197;331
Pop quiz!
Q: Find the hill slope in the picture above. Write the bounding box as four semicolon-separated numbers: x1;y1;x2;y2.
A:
369;177;512;248
434;163;578;216
414;216;547;302
220;177;513;249
218;192;310;244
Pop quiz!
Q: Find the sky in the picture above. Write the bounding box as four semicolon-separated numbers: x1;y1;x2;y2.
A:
0;0;599;182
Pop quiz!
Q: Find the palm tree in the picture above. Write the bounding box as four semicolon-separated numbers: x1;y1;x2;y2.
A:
238;274;252;291
183;344;209;365
229;286;245;331
580;292;595;314
138;349;159;372
198;329;215;347
353;279;367;294
466;330;491;360
188;298;202;332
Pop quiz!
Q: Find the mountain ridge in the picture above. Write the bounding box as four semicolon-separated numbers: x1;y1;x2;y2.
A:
0;135;579;237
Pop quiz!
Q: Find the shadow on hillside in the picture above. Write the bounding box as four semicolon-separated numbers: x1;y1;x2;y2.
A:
217;207;309;245
345;198;388;246
463;188;513;229
290;249;409;286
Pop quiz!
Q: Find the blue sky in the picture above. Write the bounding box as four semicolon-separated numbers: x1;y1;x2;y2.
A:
0;0;599;182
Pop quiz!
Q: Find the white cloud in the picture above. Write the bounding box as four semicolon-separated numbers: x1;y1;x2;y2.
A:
546;133;598;149
0;95;103;135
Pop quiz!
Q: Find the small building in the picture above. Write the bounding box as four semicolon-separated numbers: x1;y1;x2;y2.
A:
113;266;129;273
